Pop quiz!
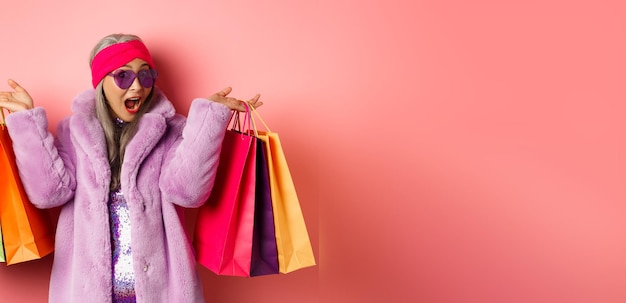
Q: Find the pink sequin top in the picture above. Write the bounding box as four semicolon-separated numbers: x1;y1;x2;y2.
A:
109;117;136;302
109;189;136;302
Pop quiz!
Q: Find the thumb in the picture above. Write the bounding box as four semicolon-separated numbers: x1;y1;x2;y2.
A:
218;86;232;97
7;79;26;92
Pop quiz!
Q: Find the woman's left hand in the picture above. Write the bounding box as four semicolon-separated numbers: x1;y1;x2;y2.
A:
208;87;263;112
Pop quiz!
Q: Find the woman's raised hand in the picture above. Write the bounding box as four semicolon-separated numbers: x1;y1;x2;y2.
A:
208;87;262;112
0;79;34;112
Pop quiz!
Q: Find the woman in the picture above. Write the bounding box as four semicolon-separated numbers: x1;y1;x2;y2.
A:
0;33;262;303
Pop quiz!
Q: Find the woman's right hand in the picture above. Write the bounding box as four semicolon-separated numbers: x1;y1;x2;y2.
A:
0;79;34;112
208;87;262;112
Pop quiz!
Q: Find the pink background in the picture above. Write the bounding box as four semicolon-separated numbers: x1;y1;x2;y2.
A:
1;0;626;302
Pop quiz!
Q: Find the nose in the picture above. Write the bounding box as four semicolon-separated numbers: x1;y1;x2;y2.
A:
128;75;142;90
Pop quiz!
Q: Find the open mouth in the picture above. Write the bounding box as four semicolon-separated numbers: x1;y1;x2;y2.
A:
124;97;141;113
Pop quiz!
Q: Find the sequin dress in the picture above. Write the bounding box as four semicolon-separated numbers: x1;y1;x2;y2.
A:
109;117;136;302
109;188;136;302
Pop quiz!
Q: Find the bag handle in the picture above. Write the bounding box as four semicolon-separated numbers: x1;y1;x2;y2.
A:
229;106;250;132
0;108;6;129
248;103;271;133
243;102;259;138
227;103;258;140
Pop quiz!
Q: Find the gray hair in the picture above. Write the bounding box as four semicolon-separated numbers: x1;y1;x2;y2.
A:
90;33;155;190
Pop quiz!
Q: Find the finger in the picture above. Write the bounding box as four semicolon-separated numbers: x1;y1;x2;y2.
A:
0;93;15;104
218;86;232;97
244;94;258;106
0;92;12;99
0;100;28;112
248;93;260;103
247;100;263;108
7;79;26;93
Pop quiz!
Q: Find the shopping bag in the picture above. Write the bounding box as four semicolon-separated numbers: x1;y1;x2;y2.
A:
0;111;55;265
194;110;257;276
249;137;279;276
0;225;5;263
250;105;316;273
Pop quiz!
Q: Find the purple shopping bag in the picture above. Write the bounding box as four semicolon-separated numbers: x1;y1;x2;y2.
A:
250;138;279;276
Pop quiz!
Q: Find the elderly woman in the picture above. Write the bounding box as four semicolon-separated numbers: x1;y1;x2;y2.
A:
0;33;262;303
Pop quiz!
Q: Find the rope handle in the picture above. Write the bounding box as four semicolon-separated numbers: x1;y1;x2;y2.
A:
242;102;259;138
248;102;271;133
0;108;6;130
227;102;258;140
228;105;250;133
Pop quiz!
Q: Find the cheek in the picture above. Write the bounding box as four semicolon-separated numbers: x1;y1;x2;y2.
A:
103;82;124;103
103;78;117;96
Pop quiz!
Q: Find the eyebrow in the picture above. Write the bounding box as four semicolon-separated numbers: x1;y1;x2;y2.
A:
120;63;151;68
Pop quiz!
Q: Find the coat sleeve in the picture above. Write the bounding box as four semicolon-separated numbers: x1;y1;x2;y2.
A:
5;107;76;209
159;98;230;208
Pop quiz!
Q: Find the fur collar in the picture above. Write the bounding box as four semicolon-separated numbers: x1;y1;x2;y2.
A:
68;87;177;188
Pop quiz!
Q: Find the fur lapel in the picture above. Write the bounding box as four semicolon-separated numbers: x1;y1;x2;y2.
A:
123;112;166;173
69;90;111;189
123;88;175;175
68;88;176;188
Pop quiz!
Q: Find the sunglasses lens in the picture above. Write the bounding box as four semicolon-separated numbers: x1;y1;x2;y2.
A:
113;70;135;89
137;70;157;88
111;69;157;89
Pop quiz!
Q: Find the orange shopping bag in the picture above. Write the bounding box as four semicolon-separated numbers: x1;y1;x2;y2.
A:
0;112;54;265
250;105;316;273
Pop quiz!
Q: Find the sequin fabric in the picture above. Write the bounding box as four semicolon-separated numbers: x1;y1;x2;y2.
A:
109;117;136;302
109;189;136;302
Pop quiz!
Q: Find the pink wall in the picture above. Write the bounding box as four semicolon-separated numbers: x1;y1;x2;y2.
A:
1;0;626;302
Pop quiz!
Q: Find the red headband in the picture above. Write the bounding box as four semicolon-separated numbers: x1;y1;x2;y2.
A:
90;40;155;88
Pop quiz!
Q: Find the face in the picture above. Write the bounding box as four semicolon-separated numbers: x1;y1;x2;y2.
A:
103;58;154;122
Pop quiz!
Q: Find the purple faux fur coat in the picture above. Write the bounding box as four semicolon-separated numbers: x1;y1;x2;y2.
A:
5;88;230;303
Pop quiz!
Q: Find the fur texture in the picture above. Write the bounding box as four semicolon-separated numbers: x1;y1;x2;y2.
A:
5;88;230;303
